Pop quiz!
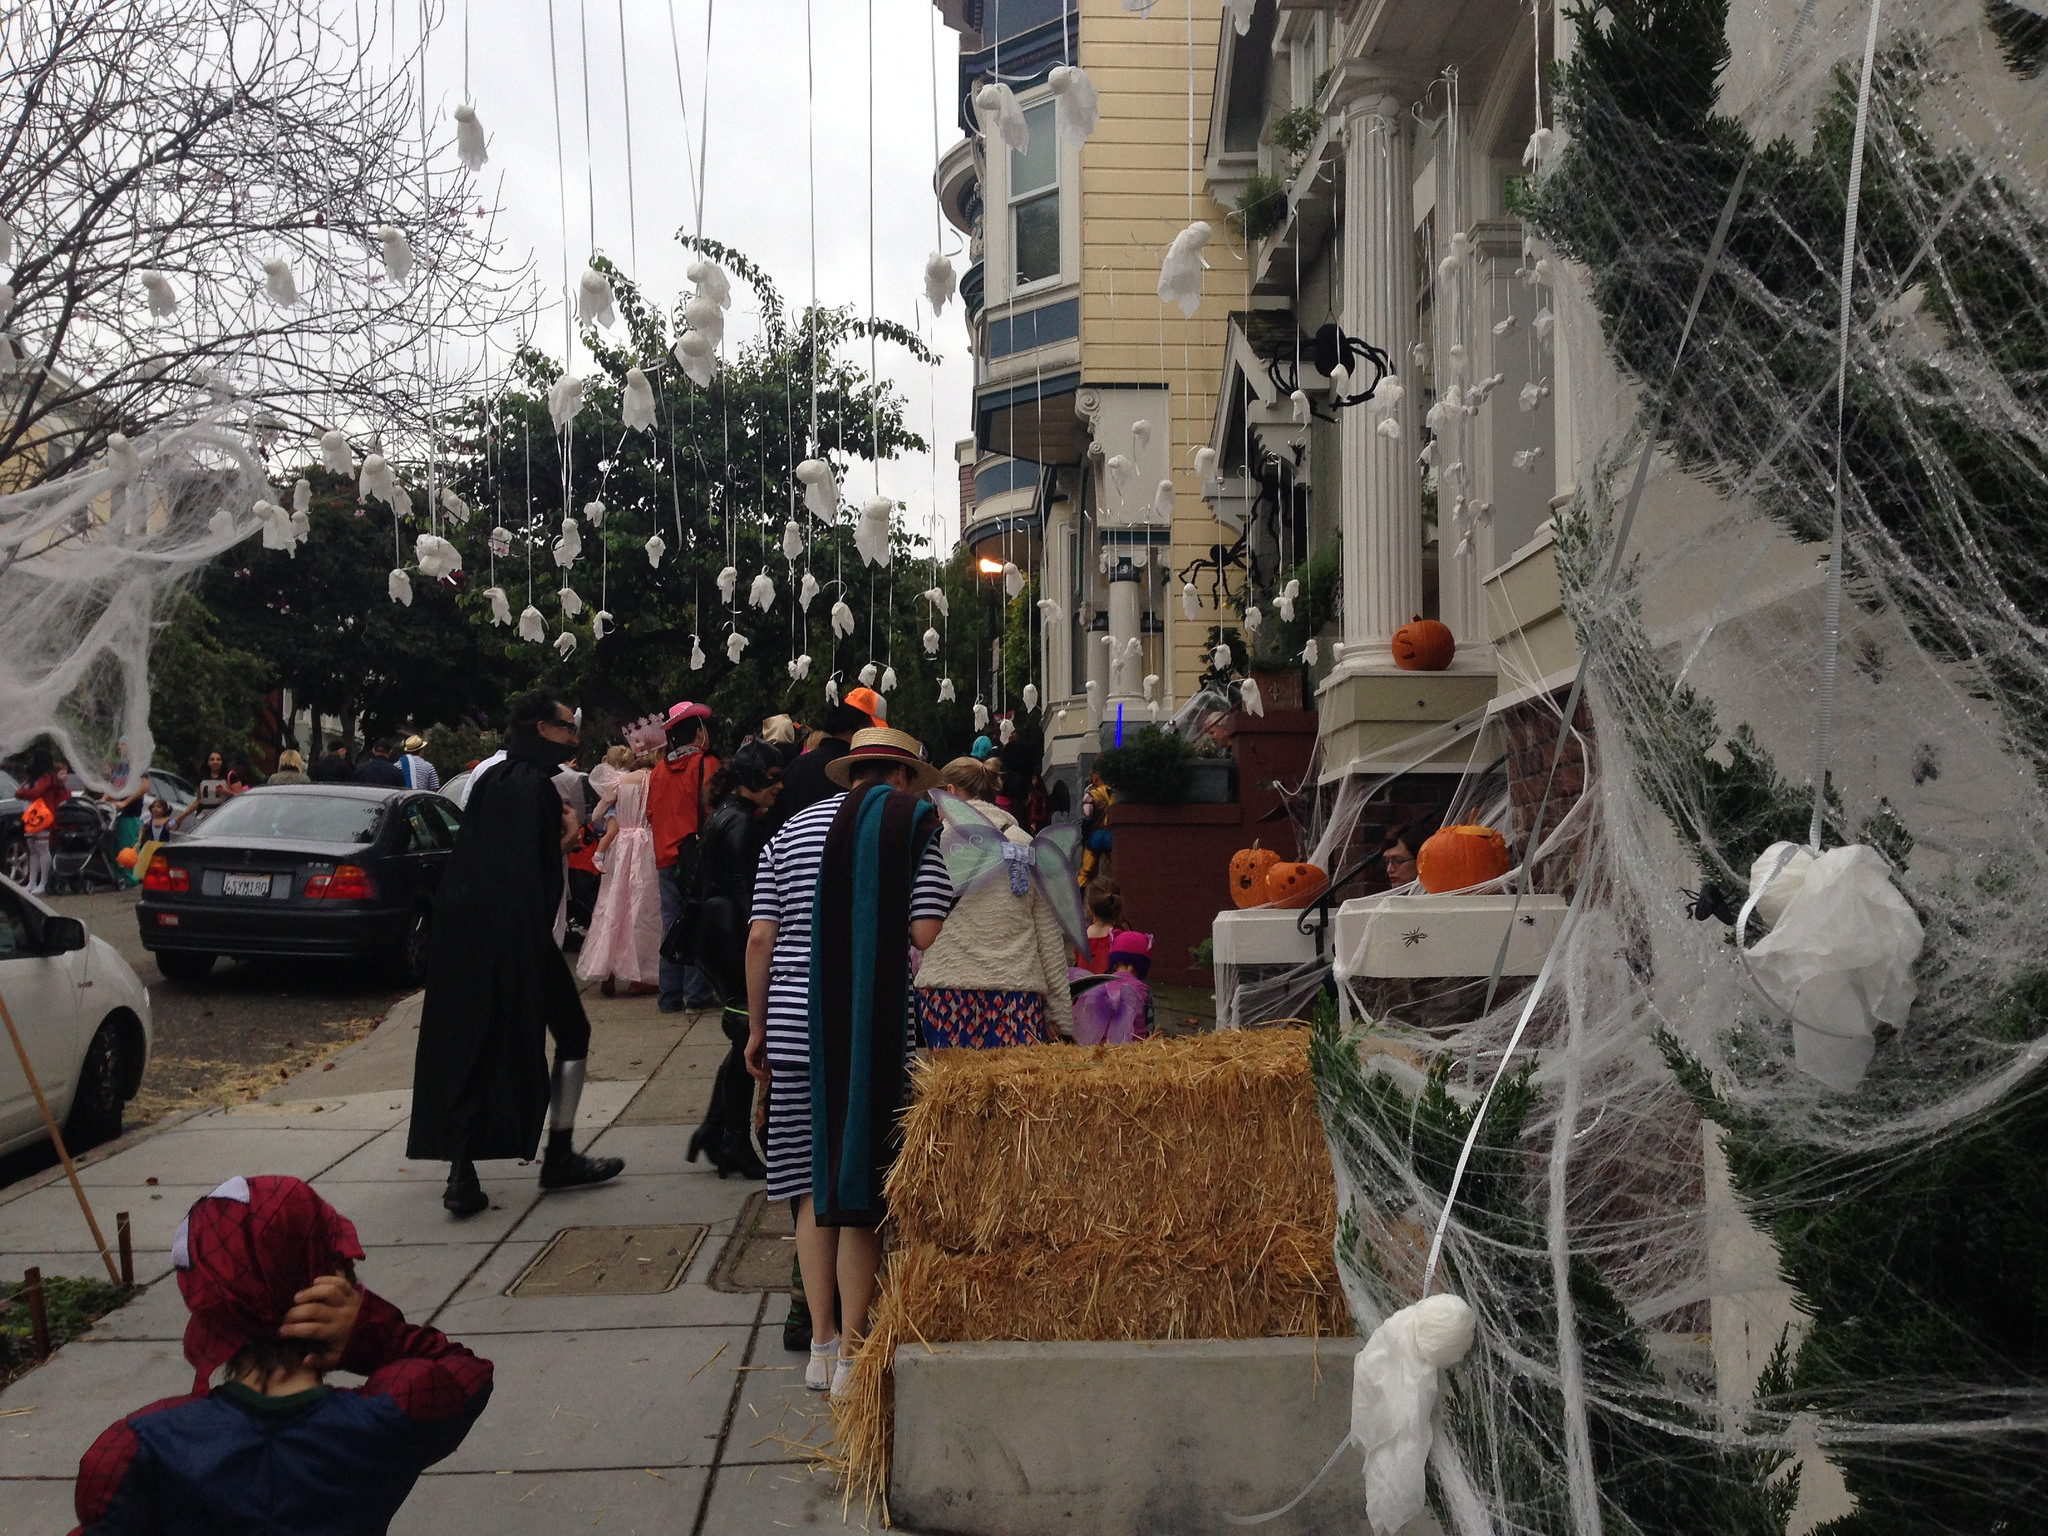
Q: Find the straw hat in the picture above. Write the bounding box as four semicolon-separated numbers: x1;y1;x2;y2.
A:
825;727;944;794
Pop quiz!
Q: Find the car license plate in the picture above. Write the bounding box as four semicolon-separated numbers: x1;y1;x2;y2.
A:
223;873;273;898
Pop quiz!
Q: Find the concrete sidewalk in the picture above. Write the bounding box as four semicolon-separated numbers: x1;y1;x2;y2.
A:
0;988;873;1535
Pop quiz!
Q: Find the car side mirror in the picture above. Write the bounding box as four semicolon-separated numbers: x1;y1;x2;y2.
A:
41;915;88;953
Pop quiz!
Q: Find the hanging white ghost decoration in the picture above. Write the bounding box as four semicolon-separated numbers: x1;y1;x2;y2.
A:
1243;605;1263;634
1303;637;1319;666
96;433;139;488
208;507;235;539
360;455;409;515
830;599;856;639
1047;64;1099;144
1332;641;1347;664
319;429;353;476
1225;0;1256;32
415;534;462;580
485;587;513;625
1512;447;1546;472
1522;125;1553;168
973;700;990;731
582;498;606;527
1373;376;1405;412
799;571;821;611
1213;643;1232;672
684;295;725;349
251;501;292;551
714;564;737;603
490;525;514;558
824;676;841;706
644;531;667;567
789;653;813;681
1277;578;1301;623
975;82;1029;156
592;609;613;641
690;634;706;669
554;629;578;658
673;329;716;388
1353;1293;1478;1536
921;586;951;619
998;717;1016;746
855;496;893;568
1056;708;1069;728
1518;380;1549;413
453;102;489;171
1023;682;1039;712
558;583;584;617
1142;673;1159;703
377;226;413;283
1157;221;1211;317
796;458;838;521
1036;596;1062;626
141;271;177;319
1182;581;1200;620
1002;561;1024;599
1104;453;1133;504
518;604;546;642
939;676;956;703
1532;305;1555;341
924;251;958;315
726;631;749;663
1240;677;1265;717
1291;389;1311;424
881;666;897;693
439;487;470;524
923;626;941;656
1194;445;1217;481
1130;419;1153;455
1085;678;1102;714
1377;417;1402;441
782;520;804;563
622;366;656;432
859;662;878;688
553;517;583;568
749;570;776;612
548;374;585;431
1152;479;1175;520
577;267;617;328
686;258;733;308
388;568;414;606
1329;362;1352;402
264;257;300;306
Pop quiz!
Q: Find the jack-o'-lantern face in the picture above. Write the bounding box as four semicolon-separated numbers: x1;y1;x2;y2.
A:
1265;861;1329;909
1230;843;1281;908
1391;616;1456;672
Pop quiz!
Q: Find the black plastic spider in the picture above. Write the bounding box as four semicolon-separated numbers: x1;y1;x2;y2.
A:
1680;882;1739;924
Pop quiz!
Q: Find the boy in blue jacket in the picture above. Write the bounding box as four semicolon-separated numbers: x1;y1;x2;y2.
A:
71;1175;493;1535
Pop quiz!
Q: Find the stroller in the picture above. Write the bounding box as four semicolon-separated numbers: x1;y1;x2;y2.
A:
49;798;121;894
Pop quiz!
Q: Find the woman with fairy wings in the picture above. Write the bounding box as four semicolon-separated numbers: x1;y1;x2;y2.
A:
913;758;1089;1048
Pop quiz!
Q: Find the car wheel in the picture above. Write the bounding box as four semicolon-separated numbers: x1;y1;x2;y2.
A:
0;835;26;886
63;1020;127;1151
398;906;432;985
154;950;216;983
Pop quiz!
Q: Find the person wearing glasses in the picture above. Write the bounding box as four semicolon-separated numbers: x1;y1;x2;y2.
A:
406;689;626;1216
1381;821;1437;891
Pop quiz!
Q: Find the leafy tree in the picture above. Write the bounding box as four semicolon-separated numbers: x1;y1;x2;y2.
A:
146;592;268;776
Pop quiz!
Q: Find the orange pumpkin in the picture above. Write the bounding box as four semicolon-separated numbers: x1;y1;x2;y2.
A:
1417;824;1511;893
1229;842;1281;909
1391;615;1456;672
117;846;139;869
1265;861;1330;908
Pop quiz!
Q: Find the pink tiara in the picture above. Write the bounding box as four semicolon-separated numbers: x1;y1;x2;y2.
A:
621;713;667;756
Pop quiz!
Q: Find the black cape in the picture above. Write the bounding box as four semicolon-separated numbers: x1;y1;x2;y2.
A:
406;738;584;1161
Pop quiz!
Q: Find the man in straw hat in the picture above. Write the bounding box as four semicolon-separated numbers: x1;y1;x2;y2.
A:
744;727;951;1398
399;733;440;792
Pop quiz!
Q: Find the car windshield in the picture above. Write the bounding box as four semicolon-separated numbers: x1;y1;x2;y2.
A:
186;792;383;844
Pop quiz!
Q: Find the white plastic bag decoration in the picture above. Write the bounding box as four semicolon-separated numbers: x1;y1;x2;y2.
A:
1036;596;1062;626
453;103;489;171
415;534;462;580
859;662;878;688
582;498;606;527
208;507;235;539
939;677;956;703
1243;605;1263;634
726;631;748;663
378;226;412;283
439;487;470;524
1746;841;1817;926
592;610;612;641
923;626;941;656
1104;453;1133;504
825;677;840;706
518;604;546;642
1352;1293;1478;1536
577;267;617;328
1277;577;1300;623
921;585;951;619
1329;363;1352;403
1130;419;1153;454
548;374;585;431
388;568;413;606
486;587;513;626
555;630;578;658
1152;479;1175;519
749;570;776;612
973;700;990;731
1056;707;1068;728
1157;221;1211;318
1213;642;1232;672
1240;677;1265;717
796;459;838;521
1194;445;1217;481
856;496;893;568
486;525;514;559
1332;641;1347;663
264;257;299;306
799;571;821;611
1047;64;1099;144
881;665;897;693
716;564;738;603
559;584;584;617
924;252;957;315
1743;843;1924;1092
1373;376;1404;413
1182;581;1200;621
789;653;813;681
975;82;1029;156
1377;417;1402;441
1522;124;1553;168
1022;682;1039;711
686;257;732;308
1142;674;1158;703
320;429;353;476
999;717;1016;746
684;295;725;350
1002;560;1024;599
830;599;856;639
1291;388;1311;424
622;366;656;433
1225;0;1256;32
252;501;292;552
553;517;582;568
1303;637;1319;666
644;532;666;567
673;330;716;387
141;271;177;319
690;634;706;669
782;520;805;562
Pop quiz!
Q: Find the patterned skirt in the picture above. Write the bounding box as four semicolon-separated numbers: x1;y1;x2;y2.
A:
915;987;1050;1050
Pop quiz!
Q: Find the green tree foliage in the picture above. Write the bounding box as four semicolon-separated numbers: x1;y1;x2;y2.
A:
146;592;270;776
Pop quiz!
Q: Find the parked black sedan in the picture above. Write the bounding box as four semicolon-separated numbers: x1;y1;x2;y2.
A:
136;784;461;984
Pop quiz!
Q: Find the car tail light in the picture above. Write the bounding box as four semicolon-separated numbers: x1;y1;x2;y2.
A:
141;854;189;893
304;863;376;901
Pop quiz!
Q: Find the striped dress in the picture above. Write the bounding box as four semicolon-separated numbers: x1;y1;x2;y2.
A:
751;791;953;1202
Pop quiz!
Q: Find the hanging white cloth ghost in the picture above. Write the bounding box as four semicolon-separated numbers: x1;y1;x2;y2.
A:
1152;479;1175;519
1056;707;1069;728
673;330;716;388
141;271;177;319
686;257;733;308
1372;376;1405;413
1277;578;1300;623
490;525;514;558
799;571;821;611
1194;445;1217;481
858;662;878;688
1522;125;1554;169
592;609;613;641
554;629;578;658
749;570;776;612
388;568;413;606
1104;453;1133;506
1047;64;1099;144
1182;581;1200;621
1243;605;1263;634
378;226;412;283
558;584;584;617
208;507;235;539
553;517;583;568
1002;561;1024;599
453;102;489;171
782;520;805;563
975;82;1029;156
825;676;841;706
1377;417;1402;441
921;585;951;619
577;267;617;328
415;534;462;580
264;257;299;306
644;531;666;567
360;454;409;515
726;631;749;663
998;717;1016;746
622;366;656;433
1532;305;1555;340
684;295;725;349
486;587;513;625
1518;380;1548;413
1142;674;1159;703
924;251;958;315
1332;641;1347;664
1085;678;1102;716
789;654;813;681
855;496;893;568
796;459;838;521
1329;362;1351;401
518;604;546;642
939;677;956;703
1036;596;1062;626
1156;221;1211;318
1291;388;1311;424
1225;0;1256;32
1130;419;1153;455
582;498;606;527
319;429;353;476
1303;637;1319;666
690;634;706;670
439;487;470;524
1022;682;1039;712
251;501;292;552
830;599;856;639
548;374;585;431
714;564;739;603
880;666;897;693
1240;677;1265;717
1352;1293;1478;1536
973;700;990;731
922;626;941;656
1213;643;1232;672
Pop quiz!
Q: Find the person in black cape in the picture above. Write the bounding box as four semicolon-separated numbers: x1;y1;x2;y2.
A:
407;689;625;1216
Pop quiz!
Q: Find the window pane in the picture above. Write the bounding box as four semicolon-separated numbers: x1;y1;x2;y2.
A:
186;791;383;845
1014;191;1060;285
1011;102;1057;197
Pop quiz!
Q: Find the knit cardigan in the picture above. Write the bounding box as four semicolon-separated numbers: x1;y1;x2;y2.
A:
911;802;1074;1038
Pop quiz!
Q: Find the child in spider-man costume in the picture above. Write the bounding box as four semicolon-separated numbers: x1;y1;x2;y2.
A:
70;1175;492;1535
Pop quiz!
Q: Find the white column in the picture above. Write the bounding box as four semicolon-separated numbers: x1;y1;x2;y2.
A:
1335;71;1423;664
1107;559;1143;701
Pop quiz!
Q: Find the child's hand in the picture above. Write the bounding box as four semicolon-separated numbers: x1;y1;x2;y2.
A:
278;1273;363;1370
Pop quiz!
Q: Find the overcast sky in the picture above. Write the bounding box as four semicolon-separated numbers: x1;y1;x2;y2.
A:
428;0;974;552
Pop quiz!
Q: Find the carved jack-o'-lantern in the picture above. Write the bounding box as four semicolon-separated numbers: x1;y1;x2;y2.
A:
1417;824;1511;893
1391;615;1456;672
1265;861;1330;909
1229;842;1281;909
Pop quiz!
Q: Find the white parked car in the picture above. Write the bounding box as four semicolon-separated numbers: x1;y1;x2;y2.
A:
0;877;152;1156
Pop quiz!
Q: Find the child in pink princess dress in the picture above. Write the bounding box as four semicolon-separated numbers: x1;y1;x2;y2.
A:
578;718;666;996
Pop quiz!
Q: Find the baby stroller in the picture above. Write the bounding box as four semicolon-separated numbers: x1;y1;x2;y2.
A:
50;798;120;894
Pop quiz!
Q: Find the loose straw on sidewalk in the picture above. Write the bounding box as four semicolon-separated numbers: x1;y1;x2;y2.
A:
0;986;121;1284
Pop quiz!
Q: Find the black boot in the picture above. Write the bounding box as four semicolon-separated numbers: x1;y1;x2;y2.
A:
713;1060;765;1179
444;1158;488;1217
539;1128;625;1191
